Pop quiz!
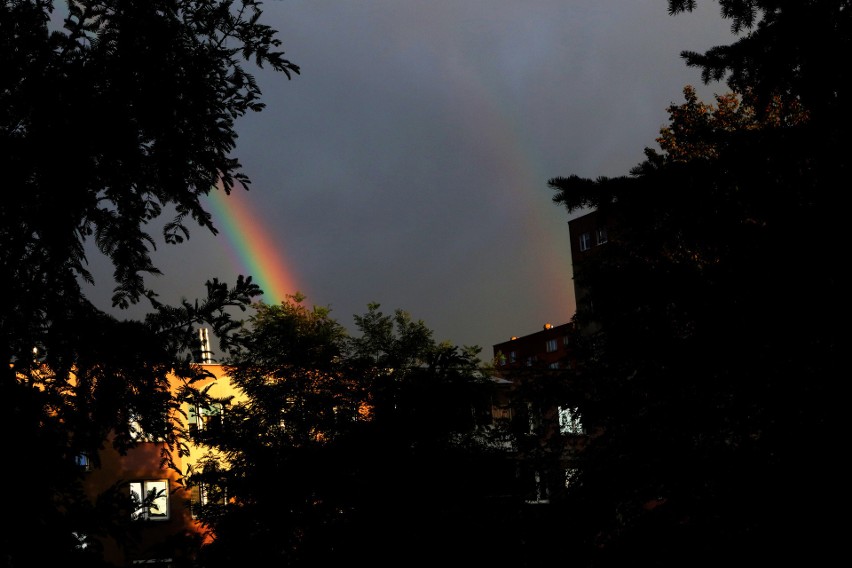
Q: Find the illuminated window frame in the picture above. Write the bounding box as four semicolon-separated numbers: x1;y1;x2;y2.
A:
129;480;170;521
558;406;584;435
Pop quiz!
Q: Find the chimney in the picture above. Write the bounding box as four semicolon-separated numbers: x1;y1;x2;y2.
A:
198;327;213;364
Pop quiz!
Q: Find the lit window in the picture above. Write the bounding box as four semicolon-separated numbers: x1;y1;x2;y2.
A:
74;452;91;471
549;362;560;369
545;338;557;352
558;406;583;435
565;467;579;488
509;351;517;363
579;232;592;252
128;411;166;443
596;227;608;245
72;532;89;550
129;480;169;521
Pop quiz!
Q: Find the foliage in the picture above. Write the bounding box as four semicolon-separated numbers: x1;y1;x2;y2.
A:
189;297;516;567
636;84;807;168
547;2;845;566
1;1;296;565
669;0;850;126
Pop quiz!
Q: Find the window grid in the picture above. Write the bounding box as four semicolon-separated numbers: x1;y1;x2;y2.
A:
129;480;170;521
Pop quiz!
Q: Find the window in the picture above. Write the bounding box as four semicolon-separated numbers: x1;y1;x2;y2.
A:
129;411;166;443
509;351;517;363
491;405;512;422
190;482;227;518
548;362;560;369
565;467;579;488
74;452;91;471
188;402;224;439
128;412;146;441
526;402;541;434
129;480;169;521
191;484;208;517
72;532;90;550
523;469;550;505
579;232;592;251
545;338;557;352
596;226;608;245
558;406;583;435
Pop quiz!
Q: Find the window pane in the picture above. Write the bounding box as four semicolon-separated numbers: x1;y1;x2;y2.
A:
558;406;583;435
130;480;170;520
129;482;144;520
147;480;169;519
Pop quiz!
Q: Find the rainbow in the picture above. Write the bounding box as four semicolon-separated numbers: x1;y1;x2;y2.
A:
453;56;575;316
205;185;298;306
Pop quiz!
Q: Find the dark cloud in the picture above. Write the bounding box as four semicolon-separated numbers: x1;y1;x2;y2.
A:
85;1;734;356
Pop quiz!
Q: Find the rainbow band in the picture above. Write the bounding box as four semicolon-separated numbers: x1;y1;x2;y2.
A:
206;186;298;305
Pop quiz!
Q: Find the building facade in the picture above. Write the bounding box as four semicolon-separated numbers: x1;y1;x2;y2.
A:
77;363;237;567
486;208;611;506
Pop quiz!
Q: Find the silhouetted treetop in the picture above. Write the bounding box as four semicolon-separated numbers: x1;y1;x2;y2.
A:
545;3;846;566
669;0;850;124
2;3;295;565
2;0;299;315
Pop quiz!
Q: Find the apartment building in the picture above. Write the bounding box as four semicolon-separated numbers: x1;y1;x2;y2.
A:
492;322;575;371
77;361;237;567
75;210;610;564
490;322;584;505
79;357;509;564
568;208;614;333
487;208;609;506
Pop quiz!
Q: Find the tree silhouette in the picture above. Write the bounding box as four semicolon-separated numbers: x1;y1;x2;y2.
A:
547;3;845;566
190;298;518;567
2;2;297;565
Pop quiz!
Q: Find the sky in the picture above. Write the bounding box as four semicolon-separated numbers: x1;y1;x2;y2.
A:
85;1;735;359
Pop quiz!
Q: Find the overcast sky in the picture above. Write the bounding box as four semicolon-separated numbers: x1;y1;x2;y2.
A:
86;1;735;359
